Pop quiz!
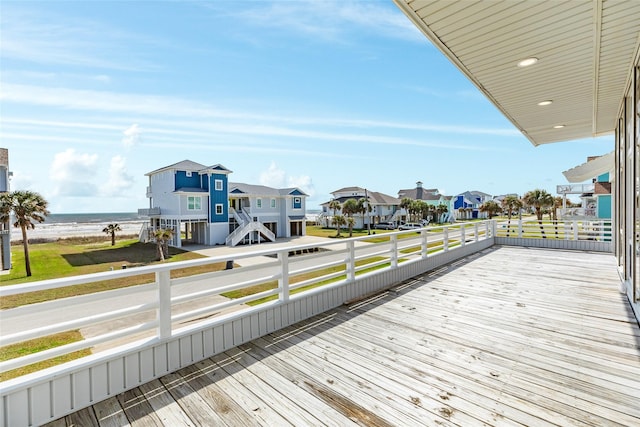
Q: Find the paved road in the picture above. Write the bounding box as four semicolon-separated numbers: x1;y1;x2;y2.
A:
1;229;467;346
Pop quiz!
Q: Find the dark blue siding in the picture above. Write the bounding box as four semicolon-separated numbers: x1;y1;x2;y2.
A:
175;171;200;189
209;173;228;223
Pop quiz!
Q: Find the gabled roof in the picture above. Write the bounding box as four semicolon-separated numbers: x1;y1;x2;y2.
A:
563;152;614;183
145;160;207;176
394;1;640;145
200;164;232;175
229;183;308;197
367;191;400;205
332;186;366;195
397;188;439;200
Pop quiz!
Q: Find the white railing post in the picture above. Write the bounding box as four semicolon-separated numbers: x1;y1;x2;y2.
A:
518;220;523;238
475;223;479;242
460;224;466;247
564;221;569;240
443;227;449;252
488;221;493;238
346;240;356;282
573;221;579;241
421;229;428;258
278;251;290;302
391;234;398;268
157;270;171;340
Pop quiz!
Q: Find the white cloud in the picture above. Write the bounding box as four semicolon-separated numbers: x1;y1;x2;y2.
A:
288;174;315;197
258;162;315;197
122;123;141;149
229;0;422;43
7;170;35;191
101;155;134;196
259;162;286;187
49;149;98;196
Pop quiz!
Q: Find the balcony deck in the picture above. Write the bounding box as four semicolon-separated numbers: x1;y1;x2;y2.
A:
44;246;640;426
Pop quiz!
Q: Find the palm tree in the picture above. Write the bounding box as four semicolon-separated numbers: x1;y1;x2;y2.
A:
333;215;346;237
346;217;356;237
102;223;122;246
341;198;359;237
522;189;554;238
479;200;501;219
552;196;563;238
152;228;174;261
436;203;448;223
328;199;341;231
501;195;522;237
0;190;50;277
357;197;372;234
400;197;413;223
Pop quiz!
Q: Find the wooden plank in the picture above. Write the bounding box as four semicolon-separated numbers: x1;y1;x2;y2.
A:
210;351;324;426
221;345;350;427
116;387;164;427
159;368;236;426
93;397;130;427
66;407;99;427
172;365;255;425
137;379;195;426
192;359;293;426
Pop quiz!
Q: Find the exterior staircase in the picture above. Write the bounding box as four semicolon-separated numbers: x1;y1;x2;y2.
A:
226;208;276;247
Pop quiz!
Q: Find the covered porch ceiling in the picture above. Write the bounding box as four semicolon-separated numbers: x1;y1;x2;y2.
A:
394;0;640;146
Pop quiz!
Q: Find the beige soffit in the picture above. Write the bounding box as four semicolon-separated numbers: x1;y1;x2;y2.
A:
562;151;614;183
393;0;640;146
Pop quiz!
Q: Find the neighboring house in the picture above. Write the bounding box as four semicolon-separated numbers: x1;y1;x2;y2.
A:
139;160;307;248
397;181;454;222
453;191;493;219
320;186;401;228
559;153;614;220
0;148;10;270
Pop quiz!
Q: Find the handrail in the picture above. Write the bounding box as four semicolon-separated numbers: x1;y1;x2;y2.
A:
1;218;606;376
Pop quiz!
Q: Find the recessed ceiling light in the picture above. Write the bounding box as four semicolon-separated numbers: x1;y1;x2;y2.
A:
538;100;553;106
553;125;565;129
517;57;538;67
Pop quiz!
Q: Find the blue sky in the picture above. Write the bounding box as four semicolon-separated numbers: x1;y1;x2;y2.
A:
1;1;612;213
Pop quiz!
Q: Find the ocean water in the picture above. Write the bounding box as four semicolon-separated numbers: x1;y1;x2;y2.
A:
10;212;147;241
43;212;145;224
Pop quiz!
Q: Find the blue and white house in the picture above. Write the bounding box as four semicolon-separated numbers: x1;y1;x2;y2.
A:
139;160;307;247
453;190;493;220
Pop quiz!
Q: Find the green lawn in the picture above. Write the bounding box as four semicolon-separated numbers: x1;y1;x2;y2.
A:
1;238;229;309
0;331;90;382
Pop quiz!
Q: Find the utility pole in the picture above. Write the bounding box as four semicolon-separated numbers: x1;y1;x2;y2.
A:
365;188;371;235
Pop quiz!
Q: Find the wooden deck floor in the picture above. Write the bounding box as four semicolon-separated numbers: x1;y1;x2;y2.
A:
45;246;640;426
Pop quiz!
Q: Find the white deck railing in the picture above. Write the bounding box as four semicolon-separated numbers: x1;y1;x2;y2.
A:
0;219;611;426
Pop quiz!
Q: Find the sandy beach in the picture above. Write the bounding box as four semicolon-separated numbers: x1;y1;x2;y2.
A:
11;221;147;242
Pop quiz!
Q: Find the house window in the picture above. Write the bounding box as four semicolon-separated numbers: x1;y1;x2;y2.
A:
271;199;276;208
187;196;201;210
215;179;223;191
293;197;302;209
186;171;192;177
257;199;262;208
215;204;223;215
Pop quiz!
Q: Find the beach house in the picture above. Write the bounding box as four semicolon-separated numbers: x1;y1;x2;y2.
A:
138;160;308;247
397;181;454;222
320;186;401;229
3;3;640;426
453;190;493;219
559;153;614;220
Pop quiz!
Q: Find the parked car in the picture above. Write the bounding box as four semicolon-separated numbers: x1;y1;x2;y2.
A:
374;222;396;230
398;223;423;230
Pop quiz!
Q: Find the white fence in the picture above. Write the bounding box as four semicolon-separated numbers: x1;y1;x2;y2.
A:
0;221;495;426
0;219;610;425
494;219;612;252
